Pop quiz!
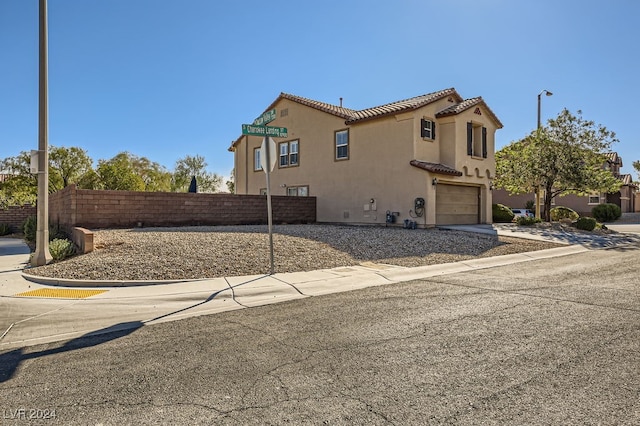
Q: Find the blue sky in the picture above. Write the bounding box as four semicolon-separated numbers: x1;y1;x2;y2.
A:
1;0;638;179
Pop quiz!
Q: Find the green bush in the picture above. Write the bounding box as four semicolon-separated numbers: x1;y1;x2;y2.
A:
22;217;68;243
0;223;11;236
23;216;37;243
550;206;579;222
49;238;76;261
516;216;542;226
49;223;67;240
576;216;597;231
492;204;515;223
591;203;621;223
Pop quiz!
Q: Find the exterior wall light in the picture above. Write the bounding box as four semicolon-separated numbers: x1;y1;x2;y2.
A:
432;178;438;186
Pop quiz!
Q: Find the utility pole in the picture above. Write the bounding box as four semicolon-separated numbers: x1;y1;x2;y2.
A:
32;0;52;266
534;89;553;220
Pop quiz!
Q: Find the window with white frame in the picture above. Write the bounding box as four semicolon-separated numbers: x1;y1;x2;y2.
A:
279;140;299;167
254;148;262;171
588;193;601;205
287;185;308;196
335;129;349;160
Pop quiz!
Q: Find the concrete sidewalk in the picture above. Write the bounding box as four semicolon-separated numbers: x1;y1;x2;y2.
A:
1;224;638;350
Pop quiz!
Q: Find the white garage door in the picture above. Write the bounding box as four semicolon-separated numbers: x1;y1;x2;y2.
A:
436;184;479;225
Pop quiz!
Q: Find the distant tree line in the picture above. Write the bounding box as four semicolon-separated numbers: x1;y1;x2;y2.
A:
0;147;234;207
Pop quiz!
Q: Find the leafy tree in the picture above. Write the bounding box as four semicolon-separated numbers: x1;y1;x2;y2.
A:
0;151;38;207
96;152;172;191
129;155;172;192
49;146;94;191
226;168;235;194
496;109;621;221
76;168;102;190
633;160;640;182
96;152;146;191
172;155;222;193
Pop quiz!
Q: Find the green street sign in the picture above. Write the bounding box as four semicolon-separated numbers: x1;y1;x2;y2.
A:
253;109;276;126
242;124;288;138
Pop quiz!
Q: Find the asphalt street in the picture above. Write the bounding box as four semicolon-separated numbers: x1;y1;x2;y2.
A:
1;246;638;425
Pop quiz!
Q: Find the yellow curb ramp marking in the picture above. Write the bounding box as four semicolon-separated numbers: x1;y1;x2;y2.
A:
14;288;108;299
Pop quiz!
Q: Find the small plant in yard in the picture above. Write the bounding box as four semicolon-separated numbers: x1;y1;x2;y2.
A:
550;206;579;222
492;204;514;223
0;223;11;236
576;216;597;231
49;223;67;240
22;217;69;243
23;216;37;243
516;216;542;226
49;238;76;261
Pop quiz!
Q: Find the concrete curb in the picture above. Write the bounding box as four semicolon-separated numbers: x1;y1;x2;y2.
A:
20;273;209;288
18;244;588;289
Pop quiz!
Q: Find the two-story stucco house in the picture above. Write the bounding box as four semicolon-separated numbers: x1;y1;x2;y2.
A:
229;88;503;226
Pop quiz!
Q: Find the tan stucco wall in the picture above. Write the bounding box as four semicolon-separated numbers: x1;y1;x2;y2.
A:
233;96;498;226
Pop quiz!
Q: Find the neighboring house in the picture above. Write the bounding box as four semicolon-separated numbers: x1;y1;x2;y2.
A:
229;88;503;226
493;152;637;215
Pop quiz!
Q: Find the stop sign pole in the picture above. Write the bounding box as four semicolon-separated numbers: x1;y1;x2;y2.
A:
242;111;287;275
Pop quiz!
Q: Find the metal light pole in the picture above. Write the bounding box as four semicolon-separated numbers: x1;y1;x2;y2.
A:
534;89;553;220
32;0;52;266
537;89;553;129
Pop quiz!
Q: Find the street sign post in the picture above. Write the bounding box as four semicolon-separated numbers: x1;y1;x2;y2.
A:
241;111;289;275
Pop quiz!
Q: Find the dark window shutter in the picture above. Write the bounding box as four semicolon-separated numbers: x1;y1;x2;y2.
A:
482;127;487;158
420;119;426;138
432;121;436;139
467;122;473;155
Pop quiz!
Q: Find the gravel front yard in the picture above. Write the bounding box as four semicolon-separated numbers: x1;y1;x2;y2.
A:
22;224;564;281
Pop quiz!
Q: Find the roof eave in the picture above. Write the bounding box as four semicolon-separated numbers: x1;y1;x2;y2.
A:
345;88;462;125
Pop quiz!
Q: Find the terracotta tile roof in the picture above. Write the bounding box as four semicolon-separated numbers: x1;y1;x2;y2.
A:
276;93;357;119
229;88;502;150
619;173;633;185
410;160;462;176
344;88;461;124
604;152;622;165
436;97;503;128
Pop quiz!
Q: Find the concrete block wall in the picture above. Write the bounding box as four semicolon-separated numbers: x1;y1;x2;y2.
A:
48;185;316;230
0;205;37;232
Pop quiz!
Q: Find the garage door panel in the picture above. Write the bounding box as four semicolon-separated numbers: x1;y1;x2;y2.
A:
436;184;479;225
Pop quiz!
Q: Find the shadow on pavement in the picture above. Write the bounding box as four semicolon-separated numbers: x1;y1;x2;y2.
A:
0;276;267;383
0;321;144;383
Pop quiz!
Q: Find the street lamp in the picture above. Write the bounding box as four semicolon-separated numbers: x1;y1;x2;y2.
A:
534;89;553;220
537;89;553;129
32;0;52;266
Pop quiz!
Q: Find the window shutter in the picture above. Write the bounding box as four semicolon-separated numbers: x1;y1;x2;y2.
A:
432;121;436;139
420;119;426;138
482;127;487;158
467;122;473;155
